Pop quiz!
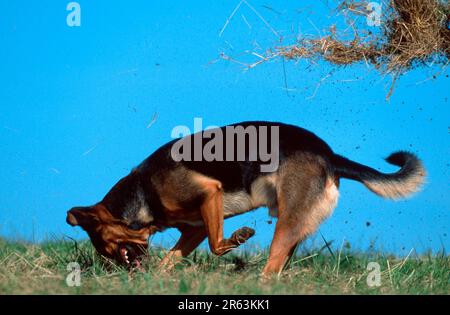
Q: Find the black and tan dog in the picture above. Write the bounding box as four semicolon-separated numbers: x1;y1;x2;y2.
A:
67;121;425;275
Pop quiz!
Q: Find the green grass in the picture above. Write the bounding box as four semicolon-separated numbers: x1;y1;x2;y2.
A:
0;238;448;294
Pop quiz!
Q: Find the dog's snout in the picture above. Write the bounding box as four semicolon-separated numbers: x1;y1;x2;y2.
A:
66;210;78;226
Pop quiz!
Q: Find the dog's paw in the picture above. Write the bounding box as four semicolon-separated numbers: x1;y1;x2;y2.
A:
232;226;255;245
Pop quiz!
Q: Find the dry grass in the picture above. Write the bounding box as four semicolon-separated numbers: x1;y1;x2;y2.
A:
382;0;450;72
1;239;449;294
278;33;381;66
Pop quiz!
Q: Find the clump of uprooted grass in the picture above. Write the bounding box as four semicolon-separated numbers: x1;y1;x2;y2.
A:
382;0;450;72
279;0;449;73
244;0;448;99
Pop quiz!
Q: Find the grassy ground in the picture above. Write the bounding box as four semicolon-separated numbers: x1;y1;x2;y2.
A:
0;238;448;294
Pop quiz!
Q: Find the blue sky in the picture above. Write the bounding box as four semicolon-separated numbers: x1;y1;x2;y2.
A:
0;1;448;255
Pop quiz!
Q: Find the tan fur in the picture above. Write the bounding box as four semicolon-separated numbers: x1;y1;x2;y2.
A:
363;165;426;199
136;207;154;224
159;226;207;269
179;172;257;256
302;178;339;233
262;154;339;275
67;204;154;259
223;174;278;218
223;191;253;217
250;174;278;209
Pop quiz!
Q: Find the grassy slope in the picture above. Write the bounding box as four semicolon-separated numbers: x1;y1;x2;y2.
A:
0;238;448;295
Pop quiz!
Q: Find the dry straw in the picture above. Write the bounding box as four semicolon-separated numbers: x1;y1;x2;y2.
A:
280;0;449;71
234;0;450;99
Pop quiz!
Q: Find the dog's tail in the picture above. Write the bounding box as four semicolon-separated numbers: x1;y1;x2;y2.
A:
331;151;426;199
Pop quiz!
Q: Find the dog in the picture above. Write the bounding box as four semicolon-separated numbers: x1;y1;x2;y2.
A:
67;121;426;275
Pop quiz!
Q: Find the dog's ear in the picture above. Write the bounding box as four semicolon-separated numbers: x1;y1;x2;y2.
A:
66;206;96;227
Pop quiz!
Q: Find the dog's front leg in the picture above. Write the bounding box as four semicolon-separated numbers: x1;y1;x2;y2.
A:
199;179;255;256
159;226;207;270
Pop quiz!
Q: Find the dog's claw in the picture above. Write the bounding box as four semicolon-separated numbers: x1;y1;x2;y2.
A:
233;226;255;244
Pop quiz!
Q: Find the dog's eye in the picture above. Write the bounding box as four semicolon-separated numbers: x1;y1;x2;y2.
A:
128;222;143;230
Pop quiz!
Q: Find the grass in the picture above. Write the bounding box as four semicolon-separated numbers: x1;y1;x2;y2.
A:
0;238;448;295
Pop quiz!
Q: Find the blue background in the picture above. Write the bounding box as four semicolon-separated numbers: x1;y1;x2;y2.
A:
0;1;448;255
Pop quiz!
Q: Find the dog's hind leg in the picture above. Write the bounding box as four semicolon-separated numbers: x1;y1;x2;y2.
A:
262;155;339;276
159;226;207;270
196;176;255;256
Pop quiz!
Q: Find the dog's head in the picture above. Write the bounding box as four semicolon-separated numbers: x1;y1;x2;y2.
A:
66;204;154;266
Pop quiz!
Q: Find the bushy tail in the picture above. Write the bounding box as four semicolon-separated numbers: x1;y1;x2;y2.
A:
332;151;426;199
